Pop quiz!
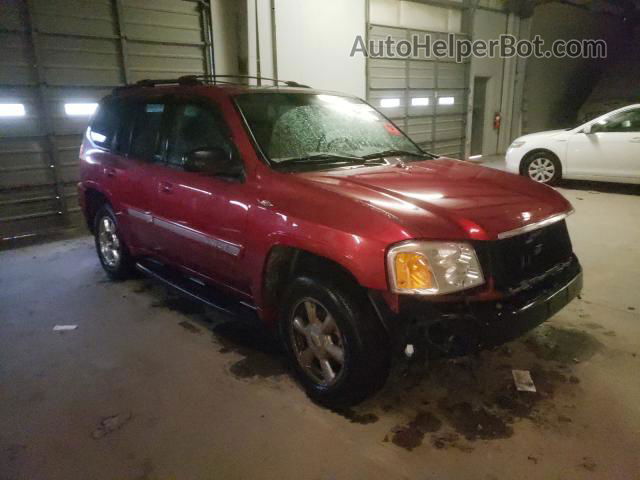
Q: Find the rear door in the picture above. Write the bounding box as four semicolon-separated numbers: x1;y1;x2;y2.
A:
152;99;252;294
107;99;169;253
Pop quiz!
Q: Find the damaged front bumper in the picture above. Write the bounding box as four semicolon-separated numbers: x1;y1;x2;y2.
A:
370;256;583;357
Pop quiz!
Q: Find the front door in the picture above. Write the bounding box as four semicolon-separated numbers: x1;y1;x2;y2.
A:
152;100;251;294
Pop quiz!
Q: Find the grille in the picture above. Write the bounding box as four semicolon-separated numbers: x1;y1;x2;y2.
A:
486;220;573;292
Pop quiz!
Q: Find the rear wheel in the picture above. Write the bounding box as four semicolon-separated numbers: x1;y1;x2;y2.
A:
522;151;562;185
279;273;390;408
94;205;135;280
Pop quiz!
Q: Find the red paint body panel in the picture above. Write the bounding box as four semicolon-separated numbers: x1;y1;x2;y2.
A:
78;85;574;325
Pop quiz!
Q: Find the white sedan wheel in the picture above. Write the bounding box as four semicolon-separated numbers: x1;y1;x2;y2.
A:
527;156;556;183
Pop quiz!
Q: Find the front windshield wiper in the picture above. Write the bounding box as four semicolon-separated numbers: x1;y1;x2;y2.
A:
273;153;385;170
276;153;363;164
361;149;433;160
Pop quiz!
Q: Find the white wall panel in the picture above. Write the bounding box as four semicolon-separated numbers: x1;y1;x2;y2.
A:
274;0;366;98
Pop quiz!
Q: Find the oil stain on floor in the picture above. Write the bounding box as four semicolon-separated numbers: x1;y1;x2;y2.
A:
128;279;605;454
373;322;603;452
138;280;287;381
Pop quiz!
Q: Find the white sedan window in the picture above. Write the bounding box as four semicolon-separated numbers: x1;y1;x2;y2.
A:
596;109;640;133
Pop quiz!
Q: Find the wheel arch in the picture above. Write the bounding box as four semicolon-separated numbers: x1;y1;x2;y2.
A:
261;245;364;325
84;187;111;234
520;148;563;176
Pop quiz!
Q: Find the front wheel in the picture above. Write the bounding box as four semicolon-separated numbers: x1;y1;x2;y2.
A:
279;273;390;408
522;152;562;185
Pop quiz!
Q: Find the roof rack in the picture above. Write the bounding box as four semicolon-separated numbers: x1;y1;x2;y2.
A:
184;75;311;88
114;74;311;93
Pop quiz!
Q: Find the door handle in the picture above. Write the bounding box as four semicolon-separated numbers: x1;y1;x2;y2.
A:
630;137;640;143
104;167;116;177
159;181;173;194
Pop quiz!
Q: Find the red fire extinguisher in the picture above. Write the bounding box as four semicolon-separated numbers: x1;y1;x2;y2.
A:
493;112;501;130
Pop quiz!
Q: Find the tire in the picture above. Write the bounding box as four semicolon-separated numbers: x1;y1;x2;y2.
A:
522;151;562;185
278;272;390;408
94;204;135;280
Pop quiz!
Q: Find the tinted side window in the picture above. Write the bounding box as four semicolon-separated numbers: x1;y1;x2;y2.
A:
166;103;232;168
89;100;120;149
112;101;137;155
129;103;166;162
598;109;640;133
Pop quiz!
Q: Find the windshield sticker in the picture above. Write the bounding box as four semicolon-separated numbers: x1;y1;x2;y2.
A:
384;123;401;136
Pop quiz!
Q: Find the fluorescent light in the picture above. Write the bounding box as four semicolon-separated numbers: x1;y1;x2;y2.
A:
411;97;430;106
0;103;26;117
469;154;483;160
380;98;400;108
64;103;98;116
438;97;455;105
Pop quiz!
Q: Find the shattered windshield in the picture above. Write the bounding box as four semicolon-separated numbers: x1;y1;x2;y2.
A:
235;92;427;169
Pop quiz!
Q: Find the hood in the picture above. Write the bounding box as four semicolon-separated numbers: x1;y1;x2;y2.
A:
513;129;567;143
298;158;573;241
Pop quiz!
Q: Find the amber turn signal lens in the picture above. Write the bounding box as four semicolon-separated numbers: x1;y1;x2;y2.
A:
394;252;433;290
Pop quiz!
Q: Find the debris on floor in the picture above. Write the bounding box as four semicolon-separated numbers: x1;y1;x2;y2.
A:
91;412;132;439
52;324;78;332
404;344;415;357
512;370;536;392
581;456;597;472
178;320;202;334
335;408;379;425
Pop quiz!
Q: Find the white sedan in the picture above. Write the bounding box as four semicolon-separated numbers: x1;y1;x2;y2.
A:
506;104;640;185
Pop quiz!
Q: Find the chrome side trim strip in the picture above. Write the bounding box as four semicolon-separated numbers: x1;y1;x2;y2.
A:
127;207;153;223
152;216;242;257
497;212;569;240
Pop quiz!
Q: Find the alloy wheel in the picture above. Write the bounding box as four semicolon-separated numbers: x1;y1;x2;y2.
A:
289;298;346;386
98;216;121;268
528;157;556;183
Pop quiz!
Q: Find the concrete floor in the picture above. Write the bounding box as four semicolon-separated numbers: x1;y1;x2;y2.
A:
1;179;639;480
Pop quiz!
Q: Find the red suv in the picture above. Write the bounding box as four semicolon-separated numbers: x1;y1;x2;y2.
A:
78;76;582;407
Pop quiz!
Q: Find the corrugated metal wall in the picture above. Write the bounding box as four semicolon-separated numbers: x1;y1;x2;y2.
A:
0;0;213;239
367;23;470;158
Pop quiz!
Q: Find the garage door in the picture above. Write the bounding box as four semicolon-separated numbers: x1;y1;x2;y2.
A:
0;0;213;240
367;24;470;159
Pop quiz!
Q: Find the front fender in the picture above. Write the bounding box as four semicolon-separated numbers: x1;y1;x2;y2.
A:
246;218;392;324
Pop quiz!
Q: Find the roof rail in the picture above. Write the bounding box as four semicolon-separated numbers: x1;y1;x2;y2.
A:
112;74;310;94
182;74;311;88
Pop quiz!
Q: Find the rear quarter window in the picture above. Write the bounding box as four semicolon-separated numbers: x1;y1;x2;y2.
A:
89;100;120;149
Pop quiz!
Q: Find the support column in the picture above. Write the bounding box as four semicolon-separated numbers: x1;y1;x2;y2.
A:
25;0;69;228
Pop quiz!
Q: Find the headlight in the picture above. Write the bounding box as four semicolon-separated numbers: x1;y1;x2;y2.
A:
387;241;485;295
509;140;526;149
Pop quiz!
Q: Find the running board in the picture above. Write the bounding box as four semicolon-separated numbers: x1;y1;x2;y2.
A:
135;259;260;321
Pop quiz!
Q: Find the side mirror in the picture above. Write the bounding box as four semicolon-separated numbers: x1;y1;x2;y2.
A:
184;147;243;178
584;123;603;134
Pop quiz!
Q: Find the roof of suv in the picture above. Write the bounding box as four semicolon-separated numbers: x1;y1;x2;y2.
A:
116;84;328;98
111;75;333;99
